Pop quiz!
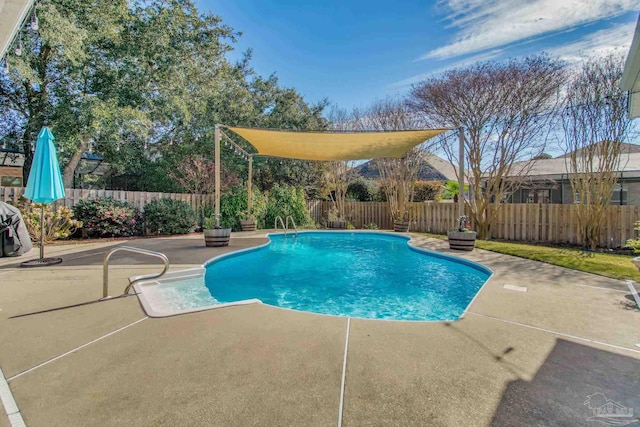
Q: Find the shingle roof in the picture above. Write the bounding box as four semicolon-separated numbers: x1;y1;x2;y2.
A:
509;152;640;179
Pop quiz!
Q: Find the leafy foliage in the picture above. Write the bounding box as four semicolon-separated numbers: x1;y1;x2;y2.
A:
203;216;218;230
625;221;640;253
11;197;82;242
0;0;328;193
73;198;143;237
220;186;267;231
412;181;443;202
168;156;239;194
346;178;379;202
143;198;197;235
264;184;312;228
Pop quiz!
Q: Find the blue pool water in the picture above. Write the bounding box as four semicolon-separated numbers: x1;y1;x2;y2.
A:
203;232;491;321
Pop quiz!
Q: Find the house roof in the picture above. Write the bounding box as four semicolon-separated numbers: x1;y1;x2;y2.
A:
509;152;640;180
354;153;457;182
555;141;640;158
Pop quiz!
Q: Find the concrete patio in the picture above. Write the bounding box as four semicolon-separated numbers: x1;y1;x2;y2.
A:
0;232;638;426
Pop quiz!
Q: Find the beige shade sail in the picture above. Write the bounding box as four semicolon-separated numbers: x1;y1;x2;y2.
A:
0;0;34;60
225;126;450;161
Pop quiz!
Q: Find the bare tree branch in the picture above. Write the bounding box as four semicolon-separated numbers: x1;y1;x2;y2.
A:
408;55;566;238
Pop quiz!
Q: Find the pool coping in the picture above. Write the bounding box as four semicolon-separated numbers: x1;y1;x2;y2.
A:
133;230;494;320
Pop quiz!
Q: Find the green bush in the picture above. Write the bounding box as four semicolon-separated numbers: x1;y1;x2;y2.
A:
143;198;197;235
265;184;313;228
346;178;379;201
220;186;267;231
11;196;82;242
73;198;143;238
626;220;640;253
413;181;443;202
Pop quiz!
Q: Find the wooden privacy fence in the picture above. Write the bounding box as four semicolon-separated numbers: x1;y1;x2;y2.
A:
0;187;213;213
308;200;640;248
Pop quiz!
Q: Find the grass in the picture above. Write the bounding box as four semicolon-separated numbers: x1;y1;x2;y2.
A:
420;233;640;282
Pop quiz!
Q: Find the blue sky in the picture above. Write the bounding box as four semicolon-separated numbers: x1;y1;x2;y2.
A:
198;0;640;110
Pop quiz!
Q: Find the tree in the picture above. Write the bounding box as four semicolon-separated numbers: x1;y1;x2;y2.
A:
409;55;565;238
561;54;634;250
250;85;329;196
322;105;358;221
0;0;330;194
168;155;238;194
353;97;428;222
0;0;132;183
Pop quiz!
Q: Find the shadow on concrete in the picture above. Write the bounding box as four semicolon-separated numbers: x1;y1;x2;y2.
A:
0;235;269;269
490;339;640;426
9;293;136;319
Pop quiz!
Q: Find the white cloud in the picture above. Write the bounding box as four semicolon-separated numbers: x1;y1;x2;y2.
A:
544;21;636;63
391;49;503;88
421;0;640;60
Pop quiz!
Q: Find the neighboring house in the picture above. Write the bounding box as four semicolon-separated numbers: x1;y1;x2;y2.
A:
354;153;457;182
503;150;640;205
621;14;640;118
0;148;110;189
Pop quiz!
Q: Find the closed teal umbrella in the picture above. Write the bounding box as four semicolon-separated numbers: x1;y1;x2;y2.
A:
22;127;65;267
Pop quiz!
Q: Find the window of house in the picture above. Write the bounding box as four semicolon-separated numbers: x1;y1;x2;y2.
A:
610;184;627;205
526;189;551;203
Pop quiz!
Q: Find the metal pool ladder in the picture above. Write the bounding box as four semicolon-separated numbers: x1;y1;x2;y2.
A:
274;215;298;237
286;215;298;236
102;245;170;299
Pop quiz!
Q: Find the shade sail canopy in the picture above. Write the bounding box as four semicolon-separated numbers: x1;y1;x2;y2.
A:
225;126;450;161
0;0;34;60
24;127;65;204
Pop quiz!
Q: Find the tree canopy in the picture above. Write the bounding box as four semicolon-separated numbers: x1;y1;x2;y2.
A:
0;0;327;194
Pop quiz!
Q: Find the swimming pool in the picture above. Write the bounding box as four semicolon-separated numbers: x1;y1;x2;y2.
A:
203;232;490;321
135;232;491;321
135;231;491;321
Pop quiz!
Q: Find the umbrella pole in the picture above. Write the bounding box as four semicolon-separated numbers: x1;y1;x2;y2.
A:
40;204;45;259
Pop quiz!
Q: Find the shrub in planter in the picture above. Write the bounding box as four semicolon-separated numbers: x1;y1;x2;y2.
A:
144;198;197;235
220;186;267;231
73;198;143;238
447;215;476;251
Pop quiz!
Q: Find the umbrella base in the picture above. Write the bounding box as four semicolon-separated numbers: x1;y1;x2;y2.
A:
20;257;63;268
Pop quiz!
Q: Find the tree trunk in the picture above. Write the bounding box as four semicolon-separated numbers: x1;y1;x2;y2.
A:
63;138;88;188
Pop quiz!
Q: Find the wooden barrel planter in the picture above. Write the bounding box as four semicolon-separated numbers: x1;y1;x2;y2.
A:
240;220;257;232
204;228;231;247
447;230;477;251
393;220;410;232
328;220;347;229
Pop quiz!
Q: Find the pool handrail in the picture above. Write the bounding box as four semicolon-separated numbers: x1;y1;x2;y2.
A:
102;245;170;298
285;215;298;236
275;216;287;235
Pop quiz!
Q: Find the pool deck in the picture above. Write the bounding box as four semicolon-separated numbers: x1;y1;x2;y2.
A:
0;231;638;426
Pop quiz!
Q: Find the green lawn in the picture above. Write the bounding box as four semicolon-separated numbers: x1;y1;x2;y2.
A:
420;233;640;282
